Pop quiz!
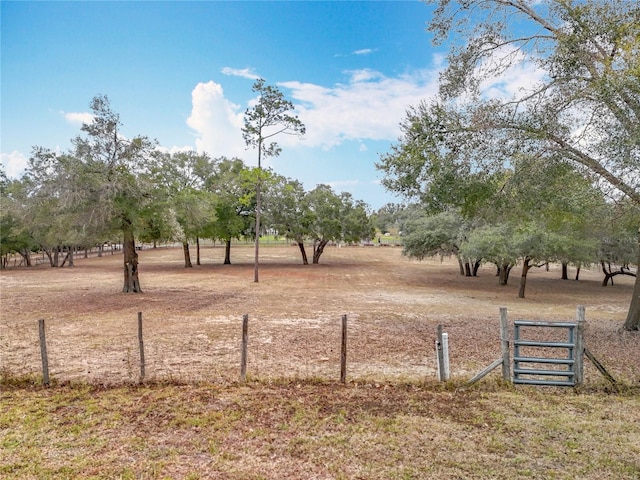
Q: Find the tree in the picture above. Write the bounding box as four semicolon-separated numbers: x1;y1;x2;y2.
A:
417;0;639;329
339;193;376;247
372;203;406;237
206;158;255;265
305;185;357;264
401;208;478;276
70;95;155;292
242;78;305;282
22;152;104;268
0;173;37;268
149;151;217;267
262;175;314;264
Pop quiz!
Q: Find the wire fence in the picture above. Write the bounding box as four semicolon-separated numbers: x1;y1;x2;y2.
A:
3;312;442;386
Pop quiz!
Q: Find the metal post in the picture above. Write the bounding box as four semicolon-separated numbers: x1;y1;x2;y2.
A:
442;332;450;381
436;325;445;381
575;305;585;385
500;307;511;382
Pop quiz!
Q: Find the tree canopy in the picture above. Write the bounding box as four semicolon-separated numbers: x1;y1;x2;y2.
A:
378;0;639;329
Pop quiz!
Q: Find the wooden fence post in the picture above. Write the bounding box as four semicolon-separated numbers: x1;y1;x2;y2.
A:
38;319;50;386
240;314;249;382
340;314;347;383
500;307;511;382
138;312;145;382
575;305;585;385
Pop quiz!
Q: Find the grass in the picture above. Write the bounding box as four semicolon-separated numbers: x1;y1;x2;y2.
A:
2;377;639;479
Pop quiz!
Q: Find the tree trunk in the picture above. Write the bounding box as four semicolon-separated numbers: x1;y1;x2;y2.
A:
464;262;472;277
183;242;192;268
224;239;232;265
122;218;142;293
53;247;60;267
561;262;568;280
457;256;465;275
312;238;329;264
254;179;261;283
601;260;614;286
518;257;532;298
575;266;581;281
98;244;103;257
297;241;309;265
196;237;201;266
498;263;511;286
19;249;33;267
624;231;640;331
60;251;71;267
42;248;53;266
68;247;74;267
472;260;481;276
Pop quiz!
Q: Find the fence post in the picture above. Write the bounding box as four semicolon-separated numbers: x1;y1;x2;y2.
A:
240;314;249;382
442;332;450;381
340;314;347;383
500;307;511;382
38;319;50;386
436;325;446;381
138;312;145;383
575;305;585;385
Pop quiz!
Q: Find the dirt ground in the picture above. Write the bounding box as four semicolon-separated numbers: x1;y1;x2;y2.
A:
1;244;638;385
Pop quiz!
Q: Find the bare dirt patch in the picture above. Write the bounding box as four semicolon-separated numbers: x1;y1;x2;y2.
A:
1;245;638;384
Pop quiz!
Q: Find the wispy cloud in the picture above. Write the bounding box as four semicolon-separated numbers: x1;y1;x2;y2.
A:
1;151;28;179
186;52;548;171
477;44;547;101
279;68;439;149
61;111;95;125
328;179;360;189
221;67;260;80
335;48;378;58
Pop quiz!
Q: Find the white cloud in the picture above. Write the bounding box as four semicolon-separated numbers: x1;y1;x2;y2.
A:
279;68;440;149
1;151;29;179
185;67;441;163
328;179;360;189
221;67;260;80
353;48;376;55
155;145;195;155
477;45;547;101
61;111;95;125
186;81;247;161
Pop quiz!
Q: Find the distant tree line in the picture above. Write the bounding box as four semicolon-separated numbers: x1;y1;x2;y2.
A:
0;95;375;290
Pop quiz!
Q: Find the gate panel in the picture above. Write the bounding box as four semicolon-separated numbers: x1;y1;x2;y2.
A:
513;321;578;387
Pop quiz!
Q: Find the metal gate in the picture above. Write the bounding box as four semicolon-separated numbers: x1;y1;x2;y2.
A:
513;321;583;387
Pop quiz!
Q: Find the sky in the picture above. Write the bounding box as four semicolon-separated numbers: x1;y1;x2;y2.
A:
0;0;454;211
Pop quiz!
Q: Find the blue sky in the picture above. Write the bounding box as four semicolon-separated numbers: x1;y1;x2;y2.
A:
1;1;448;210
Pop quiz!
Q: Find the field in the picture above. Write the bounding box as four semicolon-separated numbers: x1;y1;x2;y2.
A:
1;245;639;479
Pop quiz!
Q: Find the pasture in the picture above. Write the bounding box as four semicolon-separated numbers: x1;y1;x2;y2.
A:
1;245;639;479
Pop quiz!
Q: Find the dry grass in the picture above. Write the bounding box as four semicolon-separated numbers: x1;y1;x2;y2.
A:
1;244;637;384
1;245;639;478
2;380;639;479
